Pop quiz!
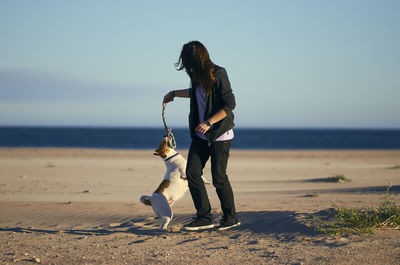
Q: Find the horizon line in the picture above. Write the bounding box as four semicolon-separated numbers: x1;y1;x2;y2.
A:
1;125;400;130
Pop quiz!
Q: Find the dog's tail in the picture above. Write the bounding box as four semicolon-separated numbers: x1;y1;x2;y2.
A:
202;177;212;185
140;195;152;206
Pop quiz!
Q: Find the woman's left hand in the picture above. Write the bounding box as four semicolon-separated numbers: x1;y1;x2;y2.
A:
195;123;210;135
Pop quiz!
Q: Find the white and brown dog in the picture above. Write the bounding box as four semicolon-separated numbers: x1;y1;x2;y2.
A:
140;136;210;230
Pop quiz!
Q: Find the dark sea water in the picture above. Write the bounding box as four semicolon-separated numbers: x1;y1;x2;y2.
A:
0;127;399;150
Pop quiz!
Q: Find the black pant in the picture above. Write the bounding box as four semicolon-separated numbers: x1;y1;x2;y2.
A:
186;136;237;222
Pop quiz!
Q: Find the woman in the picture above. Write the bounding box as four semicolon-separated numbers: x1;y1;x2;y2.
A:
163;41;240;231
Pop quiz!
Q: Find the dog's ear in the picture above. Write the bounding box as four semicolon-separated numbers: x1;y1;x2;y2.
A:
161;137;170;153
163;136;175;149
154;139;168;158
163;136;169;145
154;140;163;157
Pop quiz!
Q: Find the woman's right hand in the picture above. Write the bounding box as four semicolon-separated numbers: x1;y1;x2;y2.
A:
163;91;175;105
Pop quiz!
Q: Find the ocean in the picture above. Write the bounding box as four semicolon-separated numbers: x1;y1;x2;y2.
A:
0;127;399;150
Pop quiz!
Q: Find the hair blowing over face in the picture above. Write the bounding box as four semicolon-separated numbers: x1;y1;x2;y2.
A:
175;41;216;94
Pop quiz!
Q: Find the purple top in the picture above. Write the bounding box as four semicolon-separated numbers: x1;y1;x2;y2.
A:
195;86;234;141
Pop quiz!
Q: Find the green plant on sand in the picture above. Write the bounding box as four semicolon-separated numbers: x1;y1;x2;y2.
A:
310;185;400;235
327;174;351;183
305;193;319;198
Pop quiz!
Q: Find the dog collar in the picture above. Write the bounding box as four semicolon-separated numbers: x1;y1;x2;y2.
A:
164;153;179;161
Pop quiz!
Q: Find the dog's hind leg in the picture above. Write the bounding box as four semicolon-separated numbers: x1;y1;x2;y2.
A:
161;216;171;230
150;193;173;229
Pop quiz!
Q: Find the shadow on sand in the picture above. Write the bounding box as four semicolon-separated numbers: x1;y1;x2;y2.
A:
0;210;315;240
2;185;398;240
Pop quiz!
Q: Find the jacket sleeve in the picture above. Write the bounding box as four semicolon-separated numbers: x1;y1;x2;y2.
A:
217;68;236;113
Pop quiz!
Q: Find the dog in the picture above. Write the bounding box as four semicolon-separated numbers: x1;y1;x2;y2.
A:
140;136;210;230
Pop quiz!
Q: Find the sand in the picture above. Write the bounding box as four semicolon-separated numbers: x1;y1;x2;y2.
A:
0;148;399;264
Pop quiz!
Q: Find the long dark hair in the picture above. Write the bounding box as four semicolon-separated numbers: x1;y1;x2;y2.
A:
175;41;216;94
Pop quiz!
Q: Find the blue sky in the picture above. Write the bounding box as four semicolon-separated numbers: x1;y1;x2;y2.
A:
0;1;399;128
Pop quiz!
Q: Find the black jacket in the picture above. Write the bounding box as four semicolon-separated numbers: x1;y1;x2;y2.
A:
189;65;236;143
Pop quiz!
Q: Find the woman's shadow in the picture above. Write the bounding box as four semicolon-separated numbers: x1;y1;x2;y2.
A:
126;210;315;238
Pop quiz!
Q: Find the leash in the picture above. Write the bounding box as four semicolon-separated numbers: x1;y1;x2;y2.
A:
162;104;177;149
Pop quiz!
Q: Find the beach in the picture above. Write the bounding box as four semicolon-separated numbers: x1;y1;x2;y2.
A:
1;148;399;264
